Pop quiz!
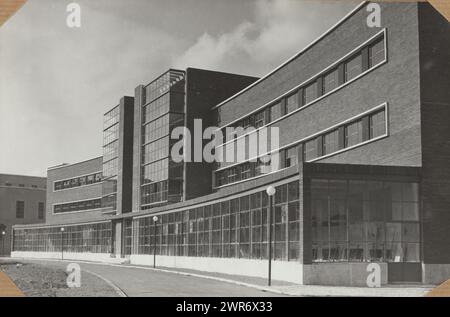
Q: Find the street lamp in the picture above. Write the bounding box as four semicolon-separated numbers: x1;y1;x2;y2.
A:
60;227;65;260
153;216;158;268
1;231;6;257
266;186;276;286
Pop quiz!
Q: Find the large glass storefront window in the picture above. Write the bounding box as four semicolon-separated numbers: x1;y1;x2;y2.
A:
13;222;112;254
134;180;300;261
311;178;420;263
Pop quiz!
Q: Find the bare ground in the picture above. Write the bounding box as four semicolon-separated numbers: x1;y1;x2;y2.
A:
0;260;119;297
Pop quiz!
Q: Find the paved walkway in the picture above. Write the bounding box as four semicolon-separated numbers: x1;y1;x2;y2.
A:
140;265;433;297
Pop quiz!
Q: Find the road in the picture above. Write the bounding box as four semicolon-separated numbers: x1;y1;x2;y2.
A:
16;259;285;297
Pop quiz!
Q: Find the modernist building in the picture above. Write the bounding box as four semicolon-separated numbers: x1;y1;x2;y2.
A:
0;174;46;255
11;2;450;286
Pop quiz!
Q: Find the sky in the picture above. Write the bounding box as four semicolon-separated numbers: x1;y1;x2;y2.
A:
0;0;358;177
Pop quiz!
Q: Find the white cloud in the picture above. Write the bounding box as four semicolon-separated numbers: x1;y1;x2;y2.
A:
173;0;356;76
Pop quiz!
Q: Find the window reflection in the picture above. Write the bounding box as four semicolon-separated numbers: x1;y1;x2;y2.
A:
311;179;421;263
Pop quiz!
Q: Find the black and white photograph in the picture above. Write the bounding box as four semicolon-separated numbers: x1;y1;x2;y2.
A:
0;0;449;301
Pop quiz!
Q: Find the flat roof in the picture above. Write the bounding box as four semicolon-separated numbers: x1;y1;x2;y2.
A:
47;156;103;171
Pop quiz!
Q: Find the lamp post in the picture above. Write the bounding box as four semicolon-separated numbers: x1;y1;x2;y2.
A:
153;216;158;268
1;231;5;256
266;186;276;286
60;227;65;260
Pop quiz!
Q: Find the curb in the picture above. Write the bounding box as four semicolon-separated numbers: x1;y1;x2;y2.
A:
83;269;128;298
9;257;289;296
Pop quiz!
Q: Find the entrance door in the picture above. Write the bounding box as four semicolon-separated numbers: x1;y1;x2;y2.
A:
388;263;422;283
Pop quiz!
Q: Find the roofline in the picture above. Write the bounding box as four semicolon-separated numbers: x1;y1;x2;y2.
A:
210;1;367;111
185;67;259;80
47;156;103;171
103;96;134;116
0;173;46;179
141;68;186;88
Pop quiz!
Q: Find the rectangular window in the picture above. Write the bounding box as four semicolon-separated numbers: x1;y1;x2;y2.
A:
54;172;102;191
16;201;25;219
370;110;386;139
369;38;385;67
269;102;282;122
304;81;318;105
254;111;265;129
345;53;362;81
323;68;339;94
286;93;299;114
323;129;339;155
38;202;45;220
53;199;101;214
304;138;319;161
312;179;420;263
284;146;298;168
345;119;363;147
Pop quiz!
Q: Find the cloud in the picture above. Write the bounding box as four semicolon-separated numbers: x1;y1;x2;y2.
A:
173;0;357;76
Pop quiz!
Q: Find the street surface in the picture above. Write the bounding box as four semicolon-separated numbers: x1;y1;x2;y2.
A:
16;259;285;297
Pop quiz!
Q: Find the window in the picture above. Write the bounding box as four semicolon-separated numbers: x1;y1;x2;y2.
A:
370;110;386;139
53;199;101;214
254;111;265;129
304;81;318;105
345;53;362;81
323;129;340;155
269;102;282;122
14;180;301;262
284;146;298;168
369;38;385;67
16;201;25;219
323;68;339;94
13;222;112;254
312;179;420;263
141;180;168;205
345;119;363;147
286;93;298;114
38;202;45;220
304;138;319;161
54;172;102;191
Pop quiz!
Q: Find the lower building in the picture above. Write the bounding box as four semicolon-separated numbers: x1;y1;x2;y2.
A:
11;2;450;286
0;174;46;256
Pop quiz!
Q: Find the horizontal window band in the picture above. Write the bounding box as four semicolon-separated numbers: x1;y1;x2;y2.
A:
214;28;387;143
215;102;387;172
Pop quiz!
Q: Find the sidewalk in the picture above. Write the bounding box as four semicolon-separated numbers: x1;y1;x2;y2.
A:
140;265;433;297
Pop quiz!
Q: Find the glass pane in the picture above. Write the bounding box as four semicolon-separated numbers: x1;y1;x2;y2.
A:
402;183;419;202
403;202;419;221
323;69;339;94
404;243;420;262
385;242;403;262
386;223;402;242
330;242;347;261
345;53;362;81
349;242;365;261
403;223;420;243
304;81;318;104
367;242;384;262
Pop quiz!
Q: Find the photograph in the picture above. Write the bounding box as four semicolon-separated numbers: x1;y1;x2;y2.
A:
0;0;449;302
